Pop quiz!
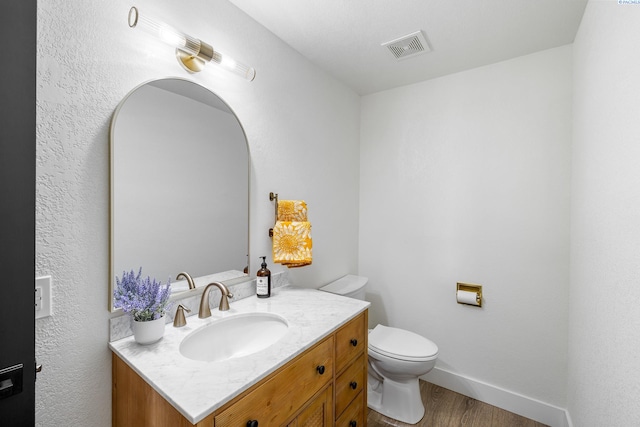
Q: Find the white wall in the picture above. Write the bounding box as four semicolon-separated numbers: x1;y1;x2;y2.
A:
35;0;360;425
568;2;640;426
360;46;572;409
36;0;640;424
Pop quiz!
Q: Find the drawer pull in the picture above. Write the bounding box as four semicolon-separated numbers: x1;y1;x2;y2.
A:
349;421;357;427
246;420;258;427
350;339;358;347
350;381;358;390
316;365;325;375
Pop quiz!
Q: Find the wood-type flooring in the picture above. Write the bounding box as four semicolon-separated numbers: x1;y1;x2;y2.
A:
367;380;549;427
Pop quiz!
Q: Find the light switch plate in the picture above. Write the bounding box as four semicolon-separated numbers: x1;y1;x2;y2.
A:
35;276;52;319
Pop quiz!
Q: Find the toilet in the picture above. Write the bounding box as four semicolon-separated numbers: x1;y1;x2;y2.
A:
320;275;438;424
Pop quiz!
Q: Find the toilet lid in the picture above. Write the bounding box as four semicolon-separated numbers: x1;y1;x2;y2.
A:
368;324;438;361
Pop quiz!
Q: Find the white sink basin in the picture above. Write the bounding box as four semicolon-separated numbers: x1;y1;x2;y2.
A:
179;313;289;362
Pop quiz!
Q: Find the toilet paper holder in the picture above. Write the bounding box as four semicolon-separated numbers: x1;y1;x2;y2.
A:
456;282;483;307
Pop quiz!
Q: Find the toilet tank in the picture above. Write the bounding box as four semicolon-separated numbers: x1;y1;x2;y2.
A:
319;275;368;300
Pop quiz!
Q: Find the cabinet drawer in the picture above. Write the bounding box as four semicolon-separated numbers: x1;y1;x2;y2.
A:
336;390;364;427
335;313;366;373
215;337;334;427
335;354;365;417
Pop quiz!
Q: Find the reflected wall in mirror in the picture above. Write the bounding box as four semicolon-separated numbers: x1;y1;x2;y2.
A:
110;78;250;311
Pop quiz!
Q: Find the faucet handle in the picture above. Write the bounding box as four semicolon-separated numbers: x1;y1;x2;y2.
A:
173;304;191;327
219;294;232;311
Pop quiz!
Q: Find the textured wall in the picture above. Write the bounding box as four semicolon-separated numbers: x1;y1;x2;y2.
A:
359;46;572;407
568;2;640;426
35;0;360;425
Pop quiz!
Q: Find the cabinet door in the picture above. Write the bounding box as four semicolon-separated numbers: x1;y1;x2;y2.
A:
288;385;333;427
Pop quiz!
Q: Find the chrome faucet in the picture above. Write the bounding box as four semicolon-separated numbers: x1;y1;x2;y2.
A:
176;272;196;290
199;281;234;318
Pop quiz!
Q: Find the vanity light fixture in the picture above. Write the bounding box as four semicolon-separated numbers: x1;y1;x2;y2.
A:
128;6;256;81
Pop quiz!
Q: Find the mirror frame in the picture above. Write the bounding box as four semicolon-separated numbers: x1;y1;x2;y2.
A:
108;77;252;312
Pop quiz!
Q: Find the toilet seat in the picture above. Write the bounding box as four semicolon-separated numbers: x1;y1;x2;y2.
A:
368;324;438;362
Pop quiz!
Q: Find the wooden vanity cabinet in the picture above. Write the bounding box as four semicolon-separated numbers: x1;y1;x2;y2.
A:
335;354;365;416
333;312;367;427
112;354;215;427
286;385;333;427
336;391;364;427
214;337;333;427
112;309;368;427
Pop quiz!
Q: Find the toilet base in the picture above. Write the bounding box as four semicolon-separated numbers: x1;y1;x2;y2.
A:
367;373;425;424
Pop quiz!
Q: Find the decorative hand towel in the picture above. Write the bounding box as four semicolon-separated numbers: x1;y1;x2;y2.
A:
272;220;312;268
277;200;308;222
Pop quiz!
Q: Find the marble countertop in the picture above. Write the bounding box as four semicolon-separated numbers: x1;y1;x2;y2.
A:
109;285;370;424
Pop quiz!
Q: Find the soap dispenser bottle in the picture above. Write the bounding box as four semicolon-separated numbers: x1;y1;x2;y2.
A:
256;256;271;298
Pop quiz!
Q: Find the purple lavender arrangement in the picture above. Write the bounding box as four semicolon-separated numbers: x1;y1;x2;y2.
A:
114;268;171;322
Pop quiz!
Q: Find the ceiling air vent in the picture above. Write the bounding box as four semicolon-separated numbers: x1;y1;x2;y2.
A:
381;30;431;60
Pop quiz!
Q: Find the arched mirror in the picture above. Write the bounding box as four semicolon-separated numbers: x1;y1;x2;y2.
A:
109;78;250;311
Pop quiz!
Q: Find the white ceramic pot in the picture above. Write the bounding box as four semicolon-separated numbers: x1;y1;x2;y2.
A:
132;316;166;345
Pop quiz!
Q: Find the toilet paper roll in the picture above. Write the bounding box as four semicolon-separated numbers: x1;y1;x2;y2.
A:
457;290;480;306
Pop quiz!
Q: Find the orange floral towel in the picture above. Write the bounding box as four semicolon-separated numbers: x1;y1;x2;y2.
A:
272;221;312;268
277;200;308;222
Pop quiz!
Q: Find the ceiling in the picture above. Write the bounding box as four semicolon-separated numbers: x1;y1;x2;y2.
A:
228;0;588;95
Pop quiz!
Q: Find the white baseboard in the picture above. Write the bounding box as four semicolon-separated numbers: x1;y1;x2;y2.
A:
422;367;570;427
